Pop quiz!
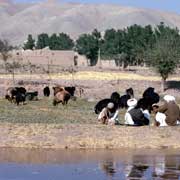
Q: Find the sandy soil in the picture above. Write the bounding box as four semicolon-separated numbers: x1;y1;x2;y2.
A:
0;123;180;149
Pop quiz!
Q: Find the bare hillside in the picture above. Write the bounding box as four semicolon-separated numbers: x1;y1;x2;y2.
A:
0;0;180;45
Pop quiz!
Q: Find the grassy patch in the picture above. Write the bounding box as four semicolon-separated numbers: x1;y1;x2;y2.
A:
0;98;97;124
0;97;179;125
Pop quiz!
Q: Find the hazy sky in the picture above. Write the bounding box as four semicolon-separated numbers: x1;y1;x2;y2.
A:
14;0;180;14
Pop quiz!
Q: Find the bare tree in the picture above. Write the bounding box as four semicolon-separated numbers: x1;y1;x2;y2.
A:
0;39;13;72
6;61;21;85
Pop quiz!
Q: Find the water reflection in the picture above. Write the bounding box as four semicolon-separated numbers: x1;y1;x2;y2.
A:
100;161;116;178
127;164;149;179
0;148;180;180
125;155;180;179
153;155;180;179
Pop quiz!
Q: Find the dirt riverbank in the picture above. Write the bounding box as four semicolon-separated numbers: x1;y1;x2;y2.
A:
1;123;180;149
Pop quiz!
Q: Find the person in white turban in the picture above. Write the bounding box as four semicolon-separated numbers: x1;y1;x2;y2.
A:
125;98;149;126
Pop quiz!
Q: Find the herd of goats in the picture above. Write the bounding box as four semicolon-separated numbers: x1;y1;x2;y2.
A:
5;86;77;106
94;87;160;115
5;85;160;116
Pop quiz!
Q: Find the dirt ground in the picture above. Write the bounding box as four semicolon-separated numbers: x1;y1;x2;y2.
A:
0;69;180;149
0;123;180;149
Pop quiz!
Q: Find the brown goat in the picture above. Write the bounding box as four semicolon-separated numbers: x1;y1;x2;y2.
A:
53;88;71;106
53;86;64;96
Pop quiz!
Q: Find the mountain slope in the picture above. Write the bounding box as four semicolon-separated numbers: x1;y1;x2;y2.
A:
0;0;180;45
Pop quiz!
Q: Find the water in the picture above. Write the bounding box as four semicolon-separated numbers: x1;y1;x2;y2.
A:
0;148;180;180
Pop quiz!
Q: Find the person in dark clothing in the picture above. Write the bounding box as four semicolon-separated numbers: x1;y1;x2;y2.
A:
125;98;150;126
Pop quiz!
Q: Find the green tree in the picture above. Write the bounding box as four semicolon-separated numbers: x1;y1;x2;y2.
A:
49;33;58;50
92;29;101;40
100;28;134;67
36;33;49;49
145;24;180;91
125;24;155;66
76;31;100;66
23;34;35;50
101;28;118;58
49;33;74;50
57;33;74;50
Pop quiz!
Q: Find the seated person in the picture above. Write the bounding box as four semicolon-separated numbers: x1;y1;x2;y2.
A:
98;102;119;125
125;98;150;126
152;104;167;127
154;95;180;126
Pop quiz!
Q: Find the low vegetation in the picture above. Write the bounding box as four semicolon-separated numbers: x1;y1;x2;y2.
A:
0;98;99;124
1;96;179;125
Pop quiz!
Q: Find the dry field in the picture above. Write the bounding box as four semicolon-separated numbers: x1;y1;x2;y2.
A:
0;70;180;81
0;70;180;100
0;69;180;149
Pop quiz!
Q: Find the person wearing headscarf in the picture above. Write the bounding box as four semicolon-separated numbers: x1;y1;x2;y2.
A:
125;98;150;126
98;102;119;125
153;95;180;126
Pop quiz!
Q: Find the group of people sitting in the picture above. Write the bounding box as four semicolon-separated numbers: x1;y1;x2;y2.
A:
97;94;180;127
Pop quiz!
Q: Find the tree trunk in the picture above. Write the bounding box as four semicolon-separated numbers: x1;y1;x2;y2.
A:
143;62;146;67
12;71;15;86
121;61;125;70
161;78;166;92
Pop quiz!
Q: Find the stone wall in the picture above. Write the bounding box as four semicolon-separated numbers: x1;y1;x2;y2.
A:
9;49;88;67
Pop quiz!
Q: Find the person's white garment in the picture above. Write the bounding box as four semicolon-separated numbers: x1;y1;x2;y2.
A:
155;112;180;126
125;108;150;125
98;108;119;125
127;98;137;107
155;112;168;127
125;107;134;125
98;107;106;120
108;109;119;125
142;109;150;120
163;95;175;102
125;98;138;125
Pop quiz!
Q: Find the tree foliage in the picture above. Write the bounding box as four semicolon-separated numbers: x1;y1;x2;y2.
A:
23;34;35;50
49;33;74;50
36;33;49;49
21;23;180;78
76;29;101;66
100;25;155;66
145;23;180;91
24;33;74;50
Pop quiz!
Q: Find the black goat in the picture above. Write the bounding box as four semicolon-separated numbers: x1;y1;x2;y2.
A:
119;88;134;108
94;92;120;114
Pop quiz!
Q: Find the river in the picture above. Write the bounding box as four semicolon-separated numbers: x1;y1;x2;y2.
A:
0;148;180;179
